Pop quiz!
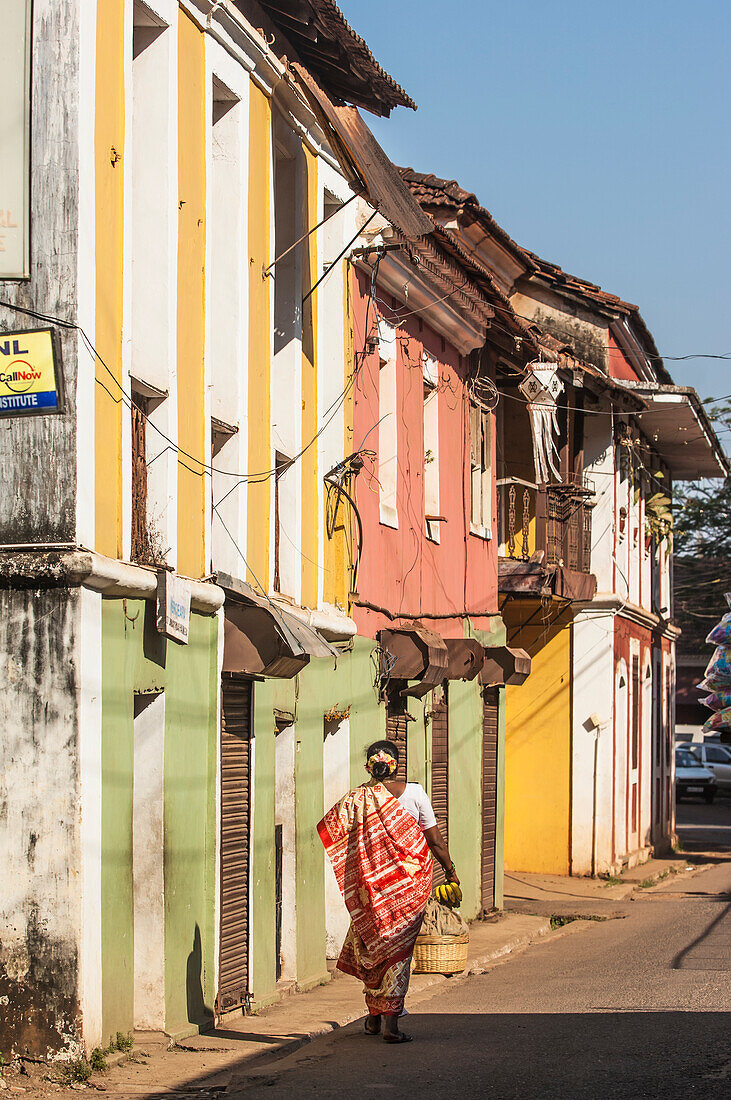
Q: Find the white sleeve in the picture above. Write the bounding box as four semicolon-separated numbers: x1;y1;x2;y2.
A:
414;785;437;831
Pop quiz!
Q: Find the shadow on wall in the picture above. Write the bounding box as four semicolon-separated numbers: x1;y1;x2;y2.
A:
186;924;213;1028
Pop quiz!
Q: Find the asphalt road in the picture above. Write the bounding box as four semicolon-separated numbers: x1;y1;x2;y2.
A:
676;787;731;852
228;815;731;1100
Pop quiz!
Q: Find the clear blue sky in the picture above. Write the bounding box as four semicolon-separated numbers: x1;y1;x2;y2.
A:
341;0;731;400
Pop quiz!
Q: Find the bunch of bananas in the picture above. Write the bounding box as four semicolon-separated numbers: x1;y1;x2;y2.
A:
434;881;462;908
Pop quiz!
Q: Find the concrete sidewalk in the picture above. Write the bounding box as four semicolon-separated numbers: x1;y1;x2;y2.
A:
504;854;698;919
84;914;550;1096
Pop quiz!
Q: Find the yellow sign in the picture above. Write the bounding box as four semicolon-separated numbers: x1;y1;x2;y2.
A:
0;328;62;416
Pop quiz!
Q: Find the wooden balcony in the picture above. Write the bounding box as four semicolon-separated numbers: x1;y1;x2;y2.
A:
497;476;597;601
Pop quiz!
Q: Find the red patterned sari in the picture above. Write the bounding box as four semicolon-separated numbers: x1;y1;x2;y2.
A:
318;783;433;1016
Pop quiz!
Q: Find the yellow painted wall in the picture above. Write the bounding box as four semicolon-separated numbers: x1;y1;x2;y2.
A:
323;263;355;608
300;149;318;607
94;0;125;557
176;11;207;578
246;84;272;589
504;606;572;874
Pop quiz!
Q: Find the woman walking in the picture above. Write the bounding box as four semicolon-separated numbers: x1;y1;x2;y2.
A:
318;739;460;1043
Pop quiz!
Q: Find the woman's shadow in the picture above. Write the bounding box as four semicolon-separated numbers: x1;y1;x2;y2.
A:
186;923;214;1028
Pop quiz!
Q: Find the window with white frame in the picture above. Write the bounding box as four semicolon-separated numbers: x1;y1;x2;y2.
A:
423;352;440;542
470;402;492;537
378;319;398;528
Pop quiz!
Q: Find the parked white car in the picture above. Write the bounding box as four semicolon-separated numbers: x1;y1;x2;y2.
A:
688;742;731;792
675;748;716;804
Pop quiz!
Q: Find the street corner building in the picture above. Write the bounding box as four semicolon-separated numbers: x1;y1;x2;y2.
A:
0;0;528;1061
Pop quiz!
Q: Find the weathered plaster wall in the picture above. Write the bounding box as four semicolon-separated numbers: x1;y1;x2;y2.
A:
0;0;81;543
100;598;218;1045
511;286;610;374
0;588;82;1059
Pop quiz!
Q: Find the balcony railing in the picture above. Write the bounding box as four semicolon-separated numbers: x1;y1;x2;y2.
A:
497;475;595;574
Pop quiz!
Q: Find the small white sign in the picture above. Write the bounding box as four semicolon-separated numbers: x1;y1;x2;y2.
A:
0;0;31;279
157;572;191;644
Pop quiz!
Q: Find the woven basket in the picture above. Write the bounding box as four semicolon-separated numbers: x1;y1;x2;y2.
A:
412;932;469;975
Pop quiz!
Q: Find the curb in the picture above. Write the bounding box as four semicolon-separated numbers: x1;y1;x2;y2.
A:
236;917;554;1073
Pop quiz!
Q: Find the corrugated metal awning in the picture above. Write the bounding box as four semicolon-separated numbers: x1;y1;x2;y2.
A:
219;575;338;679
479;646;531;687
616;383;730;480
293;63;432;241
378;625;449;697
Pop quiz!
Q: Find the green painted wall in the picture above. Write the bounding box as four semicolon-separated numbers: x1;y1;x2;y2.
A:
100;602;136;1043
162;611;218;1040
445;677;483;920
100;599;219;1044
249;637;382;1007
494;685;506;909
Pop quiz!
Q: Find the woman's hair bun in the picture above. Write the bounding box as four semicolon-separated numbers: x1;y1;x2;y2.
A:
366;739;399;780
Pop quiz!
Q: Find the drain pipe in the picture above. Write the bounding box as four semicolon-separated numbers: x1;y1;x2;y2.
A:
588;713;608;877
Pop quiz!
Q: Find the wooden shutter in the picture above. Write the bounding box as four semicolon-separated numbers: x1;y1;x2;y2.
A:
131;396;148;563
386;693;408;781
217;675;252;1014
431;689;449;887
481;688;499;914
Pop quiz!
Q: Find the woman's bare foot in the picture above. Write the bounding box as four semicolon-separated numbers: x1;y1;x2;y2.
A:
382;1016;412;1043
364;1014;381;1035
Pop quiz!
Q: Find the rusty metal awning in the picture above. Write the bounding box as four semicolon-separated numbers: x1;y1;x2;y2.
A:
378;625;449;697
220;576;338;679
444;638;485;681
293;63;432;241
479;646;532;687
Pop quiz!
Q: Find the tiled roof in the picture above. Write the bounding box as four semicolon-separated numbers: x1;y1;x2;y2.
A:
251;1;415;116
399;167;669;381
399;168;533;268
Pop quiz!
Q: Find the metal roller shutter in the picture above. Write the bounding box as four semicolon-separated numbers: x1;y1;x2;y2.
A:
385;693;408;781
217;675;252;1015
430;690;449;886
481;687;499;914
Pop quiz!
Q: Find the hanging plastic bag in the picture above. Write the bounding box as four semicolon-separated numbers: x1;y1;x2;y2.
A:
702;647;731;689
706;613;731;646
698;691;731;712
702;708;731;734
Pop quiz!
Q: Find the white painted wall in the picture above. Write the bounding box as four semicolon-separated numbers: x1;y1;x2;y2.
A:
274;722;296;981
316;166;354;610
584;414;613;593
128;0;178;565
75;0;97;549
323;717;350;957
641;652;653;848
206;41;250;577
133;691;166;1029
614;658;629;861
79;586;103;1050
271;120;303;601
423;353;439;543
378;318;398;528
571;611;615;875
